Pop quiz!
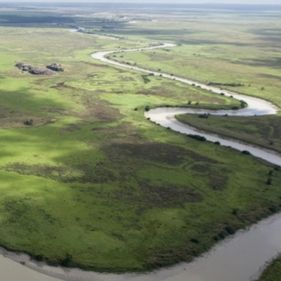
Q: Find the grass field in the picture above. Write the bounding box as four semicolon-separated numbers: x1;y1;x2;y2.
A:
113;12;281;107
176;115;281;154
113;9;281;163
0;6;280;273
257;256;281;281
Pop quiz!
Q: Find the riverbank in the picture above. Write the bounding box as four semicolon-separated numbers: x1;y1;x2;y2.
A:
257;256;281;281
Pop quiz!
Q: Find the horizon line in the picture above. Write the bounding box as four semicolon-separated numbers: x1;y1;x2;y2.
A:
0;1;280;4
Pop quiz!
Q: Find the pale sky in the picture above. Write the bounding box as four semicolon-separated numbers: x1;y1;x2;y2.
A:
0;0;280;4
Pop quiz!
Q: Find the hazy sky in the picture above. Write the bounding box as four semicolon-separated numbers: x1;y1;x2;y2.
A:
1;0;281;4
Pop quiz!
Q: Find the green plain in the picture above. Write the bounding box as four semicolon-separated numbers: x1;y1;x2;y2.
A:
0;8;279;273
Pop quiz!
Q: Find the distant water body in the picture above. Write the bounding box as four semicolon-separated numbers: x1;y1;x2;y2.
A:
1;3;281;13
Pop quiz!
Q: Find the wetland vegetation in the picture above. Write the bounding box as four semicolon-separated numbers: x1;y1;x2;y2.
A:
257;256;281;281
0;2;280;274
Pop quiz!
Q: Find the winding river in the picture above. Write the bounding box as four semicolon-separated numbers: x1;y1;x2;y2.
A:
0;43;281;281
92;43;281;166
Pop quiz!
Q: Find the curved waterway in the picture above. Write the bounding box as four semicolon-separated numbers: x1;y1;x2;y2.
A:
0;43;281;281
92;43;281;166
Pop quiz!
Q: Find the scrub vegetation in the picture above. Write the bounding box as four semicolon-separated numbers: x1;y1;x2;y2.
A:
0;4;280;273
257;256;281;281
177;115;281;153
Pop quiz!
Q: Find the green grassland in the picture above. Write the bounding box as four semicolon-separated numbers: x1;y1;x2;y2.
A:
113;10;281;163
0;9;280;273
112;13;281;107
257;257;281;281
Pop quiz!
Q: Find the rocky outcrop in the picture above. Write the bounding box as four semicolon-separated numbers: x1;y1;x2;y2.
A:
29;67;53;75
46;63;64;72
15;62;32;72
15;62;63;75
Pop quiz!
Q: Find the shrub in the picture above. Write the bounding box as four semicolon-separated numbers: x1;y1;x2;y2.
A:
60;254;73;267
190;238;200;244
268;170;274;177
266;178;272;185
23;119;33;126
232;208;238;216
240;101;247;108
35;254;44;261
224;225;235;235
198;114;209;119
142;75;150;84
189;135;206;142
144;105;150;112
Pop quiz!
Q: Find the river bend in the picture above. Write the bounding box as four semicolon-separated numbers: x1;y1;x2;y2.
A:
0;42;280;281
